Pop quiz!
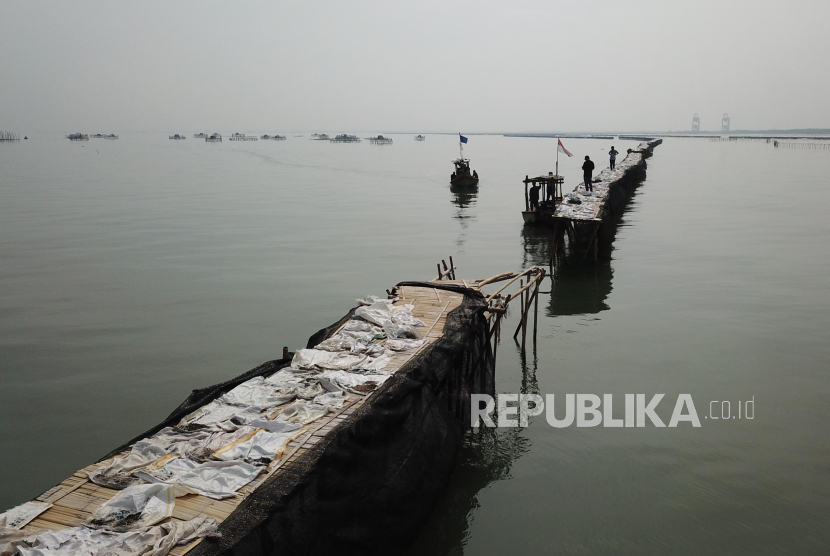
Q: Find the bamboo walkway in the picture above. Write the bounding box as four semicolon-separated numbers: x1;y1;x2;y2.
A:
16;286;466;555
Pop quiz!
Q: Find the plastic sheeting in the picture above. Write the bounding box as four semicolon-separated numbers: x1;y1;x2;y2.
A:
135;459;261;500
87;484;192;532
0;516;218;556
0;502;51;530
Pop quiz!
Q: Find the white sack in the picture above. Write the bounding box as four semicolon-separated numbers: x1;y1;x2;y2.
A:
0;501;51;530
136;458;260;500
87;483;191;532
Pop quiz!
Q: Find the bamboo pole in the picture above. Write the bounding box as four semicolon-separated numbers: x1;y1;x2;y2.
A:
477;271;516;288
533;273;540;341
485;267;536;302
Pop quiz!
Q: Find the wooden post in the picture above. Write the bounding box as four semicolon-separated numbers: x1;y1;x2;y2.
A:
533;277;539;340
437;263;442;281
493;315;500;363
524;176;529;211
514;280;524;341
282;346;289;360
520;280;529;353
449;256;455;279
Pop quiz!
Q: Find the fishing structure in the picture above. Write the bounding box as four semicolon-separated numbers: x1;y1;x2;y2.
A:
368;135;393;144
330;134;361;143
1;258;545;556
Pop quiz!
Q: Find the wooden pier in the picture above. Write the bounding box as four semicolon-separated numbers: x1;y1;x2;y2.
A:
1;262;544;556
550;139;662;264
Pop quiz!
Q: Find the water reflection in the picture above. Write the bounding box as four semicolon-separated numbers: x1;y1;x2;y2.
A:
548;264;613;316
450;184;478;247
519;224;553;268
406;349;538;556
520;224;614;317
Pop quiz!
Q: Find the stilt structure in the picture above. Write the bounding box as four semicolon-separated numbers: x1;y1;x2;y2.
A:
550;139;662;266
1;258;548;556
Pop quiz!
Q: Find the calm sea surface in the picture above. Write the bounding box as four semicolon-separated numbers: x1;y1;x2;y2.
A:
1;133;829;554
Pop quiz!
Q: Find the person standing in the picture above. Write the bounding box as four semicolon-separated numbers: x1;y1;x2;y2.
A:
609;146;619;170
529;183;541;211
582;156;595;192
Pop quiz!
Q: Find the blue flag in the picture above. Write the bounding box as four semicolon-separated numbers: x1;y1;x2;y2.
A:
459;135;468;144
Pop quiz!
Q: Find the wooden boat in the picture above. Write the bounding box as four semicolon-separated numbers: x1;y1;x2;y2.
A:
450;158;479;188
521;173;563;224
414;135;425;141
169;134;186;140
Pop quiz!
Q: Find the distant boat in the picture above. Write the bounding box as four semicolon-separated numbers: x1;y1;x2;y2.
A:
368;135;392;144
205;133;222;143
92;133;118;139
66;133;89;141
261;134;287;140
310;133;330;140
415;135;425;141
169;134;186;140
229;133;257;141
194;133;206;139
330;134;361;143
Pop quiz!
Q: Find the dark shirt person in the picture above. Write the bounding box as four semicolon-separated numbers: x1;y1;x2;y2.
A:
609;146;619;170
582;156;595;192
529;184;540;211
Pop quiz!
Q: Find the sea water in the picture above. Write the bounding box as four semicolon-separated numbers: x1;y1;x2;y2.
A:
1;133;828;554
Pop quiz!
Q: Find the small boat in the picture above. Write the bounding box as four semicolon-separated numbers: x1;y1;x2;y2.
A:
450;135;478;187
451;158;479;187
205;133;222;143
194;133;206;139
66;133;89;141
521;173;564;224
368;135;393;144
310;133;330;140
330;134;361;143
169;134;186;140
229;133;257;141
415;135;425;141
261;134;287;140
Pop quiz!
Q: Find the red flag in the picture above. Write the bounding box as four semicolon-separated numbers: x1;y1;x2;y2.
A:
557;139;573;157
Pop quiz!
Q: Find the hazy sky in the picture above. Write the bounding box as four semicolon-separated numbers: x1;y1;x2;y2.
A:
2;0;828;133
